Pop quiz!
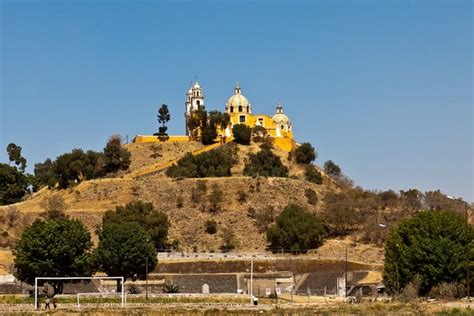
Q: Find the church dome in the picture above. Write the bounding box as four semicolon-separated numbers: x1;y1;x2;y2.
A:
272;103;291;124
193;81;201;89
226;83;251;113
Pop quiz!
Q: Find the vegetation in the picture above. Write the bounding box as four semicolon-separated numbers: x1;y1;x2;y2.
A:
102;135;131;173
7;143;26;172
204;220;217;234
220;227;237;253
243;144;288;177
102;201;169;251
14;218;94;294
33;137;131;189
0;163;31;205
294;143;317;164
383;210;474;296
156;104;171;138
323;160;341;178
95;222;157;292
251;125;268;143
305;188;318;205
266;204;325;253
40;194;67;219
186;109;229;144
208;184;223;213
232;124;252;145
166;145;236;178
305;165;323;184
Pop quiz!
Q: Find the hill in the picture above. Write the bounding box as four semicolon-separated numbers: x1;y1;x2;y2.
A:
0;140;385;272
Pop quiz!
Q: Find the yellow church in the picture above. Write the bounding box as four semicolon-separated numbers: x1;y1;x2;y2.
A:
134;81;296;152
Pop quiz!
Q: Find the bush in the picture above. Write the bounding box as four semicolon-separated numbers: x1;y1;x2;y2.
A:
102;135;131;173
220;227;237;253
383;211;474;296
323;160;341;178
322;191;357;236
208;184;223;213
166;145;236;178
201;125;217;145
232;124;252;145
204;220;217;234
254;206;275;232
243;144;288;177
266;204;325;253
305;165;323;184
294;143;317;164
305;188;318;205
237;190;247;203
251;126;268;143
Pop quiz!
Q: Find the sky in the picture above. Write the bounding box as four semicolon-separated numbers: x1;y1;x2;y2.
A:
1;0;472;201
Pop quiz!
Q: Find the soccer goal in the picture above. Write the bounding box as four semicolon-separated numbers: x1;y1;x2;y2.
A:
34;276;124;310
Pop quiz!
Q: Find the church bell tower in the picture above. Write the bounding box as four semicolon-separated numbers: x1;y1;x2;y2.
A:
185;81;205;135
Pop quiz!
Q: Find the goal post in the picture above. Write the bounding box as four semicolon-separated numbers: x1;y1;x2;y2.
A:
34;276;124;310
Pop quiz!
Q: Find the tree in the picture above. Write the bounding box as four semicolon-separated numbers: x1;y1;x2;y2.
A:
201;124;217;145
0;163;30;205
243;144;288;177
34;158;56;189
251;125;268;143
232;124;252;145
102;135;131;173
7;143;26;172
266;204;325;253
305;188;318;205
157;104;171;137
14;218;94;294
208;111;230;130
294;143;317;164
166;145;236;178
102;201;169;251
305;165;323;184
383;211;474;296
95;222;157;292
323;160;341;178
220;227;237;253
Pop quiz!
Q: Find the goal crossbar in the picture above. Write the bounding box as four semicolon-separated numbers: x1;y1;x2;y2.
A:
34;276;124;310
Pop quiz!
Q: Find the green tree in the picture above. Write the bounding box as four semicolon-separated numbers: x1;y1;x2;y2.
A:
7;143;26;172
294;143;317;164
157;104;171;137
34;158;56;189
323;160;341;178
102;201;169;251
102;135;131;173
14;218;94;294
243;144;288;177
383;211;474;296
166;145;236;178
232;124;252;145
208;111;230;130
0;163;30;205
266;204;325;253
95;222;157;291
251;125;268;143
305;165;323;184
201;124;217;145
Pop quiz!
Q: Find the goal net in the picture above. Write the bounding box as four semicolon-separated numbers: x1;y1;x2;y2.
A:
34;276;124;310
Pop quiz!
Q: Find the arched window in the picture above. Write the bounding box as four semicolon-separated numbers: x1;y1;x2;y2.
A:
196;100;200;106
281;125;285;130
238;105;243;112
230;106;234;113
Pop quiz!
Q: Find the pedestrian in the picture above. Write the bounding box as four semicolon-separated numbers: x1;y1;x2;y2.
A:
45;297;50;309
52;297;57;309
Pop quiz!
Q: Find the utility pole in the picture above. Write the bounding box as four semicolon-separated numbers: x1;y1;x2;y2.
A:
250;256;254;304
344;244;348;298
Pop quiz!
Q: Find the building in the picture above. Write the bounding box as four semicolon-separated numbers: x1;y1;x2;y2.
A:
134;81;296;152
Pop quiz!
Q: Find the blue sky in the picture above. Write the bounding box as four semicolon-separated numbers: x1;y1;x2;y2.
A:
1;0;472;201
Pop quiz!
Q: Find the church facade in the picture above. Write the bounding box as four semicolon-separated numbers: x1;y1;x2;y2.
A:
134;81;296;152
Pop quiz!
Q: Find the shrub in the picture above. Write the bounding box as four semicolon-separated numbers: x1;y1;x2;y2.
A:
102;135;131;173
322;191;357;236
232;124;252;145
220;227;237;253
208;184;223;213
266;204;325;253
323;160;341;178
251;126;268;143
237;190;247;203
128;284;141;294
166;146;235;178
201;125;217;145
204;220;217;234
305;165;323;184
176;195;184;208
305;188;318;205
254;206;275;232
294;143;317;164
244;145;288;177
383;211;474;296
164;283;179;293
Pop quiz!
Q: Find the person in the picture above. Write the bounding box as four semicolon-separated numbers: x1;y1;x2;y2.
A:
45;297;50;309
52;297;57;309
